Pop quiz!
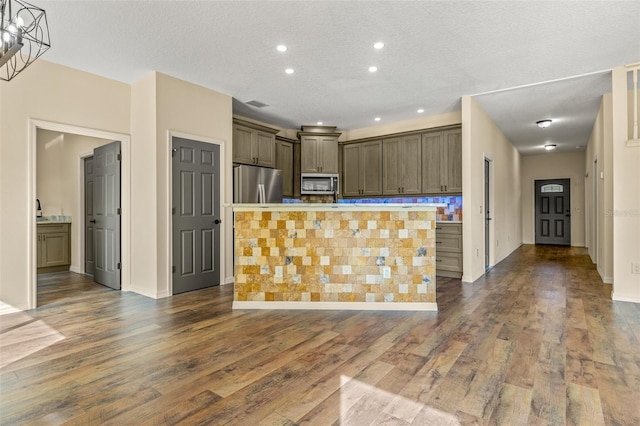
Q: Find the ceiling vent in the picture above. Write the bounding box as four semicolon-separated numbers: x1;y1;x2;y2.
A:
245;99;269;108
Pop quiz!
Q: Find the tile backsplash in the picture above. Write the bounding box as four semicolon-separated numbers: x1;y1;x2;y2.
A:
284;195;463;221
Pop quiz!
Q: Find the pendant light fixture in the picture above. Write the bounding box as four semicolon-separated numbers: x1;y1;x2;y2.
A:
0;0;50;81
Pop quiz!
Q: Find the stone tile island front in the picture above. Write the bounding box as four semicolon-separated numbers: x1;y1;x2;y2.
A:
231;203;441;311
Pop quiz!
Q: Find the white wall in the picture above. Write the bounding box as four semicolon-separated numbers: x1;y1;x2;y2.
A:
343;111;461;141
36;130;113;272
0;60;131;310
462;96;522;282
521;151;586;246
611;67;640;303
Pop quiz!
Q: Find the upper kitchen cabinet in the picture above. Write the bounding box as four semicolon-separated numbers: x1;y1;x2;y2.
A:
275;136;295;197
233;118;278;168
422;128;462;194
298;125;341;174
383;134;422;195
343;140;383;197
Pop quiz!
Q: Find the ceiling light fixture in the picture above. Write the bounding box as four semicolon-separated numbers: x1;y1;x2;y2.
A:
0;0;51;81
417;108;424;113
276;44;287;52
285;68;294;74
368;66;378;73
373;42;384;49
374;117;381;122
544;144;557;151
537;119;552;128
317;121;323;125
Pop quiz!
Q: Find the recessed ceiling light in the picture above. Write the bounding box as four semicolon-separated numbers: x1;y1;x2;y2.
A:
537;119;552;128
417;108;424;114
285;68;294;74
369;66;378;73
544;144;557;151
317;121;323;125
277;44;287;52
373;42;384;49
374;117;381;122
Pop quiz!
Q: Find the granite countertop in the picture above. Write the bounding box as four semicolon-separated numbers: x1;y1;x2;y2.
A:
37;216;72;224
437;220;462;223
228;203;446;212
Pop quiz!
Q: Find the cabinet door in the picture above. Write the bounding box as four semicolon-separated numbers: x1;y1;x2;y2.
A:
361;140;383;196
37;234;44;267
255;131;276;168
401;135;422;194
443;129;462;193
276;140;294;197
342;144;362;196
300;136;320;173
42;232;70;267
422;131;444;193
233;125;255;165
318;137;339;173
383;138;402;195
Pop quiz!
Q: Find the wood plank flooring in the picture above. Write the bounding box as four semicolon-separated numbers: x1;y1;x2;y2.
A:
1;245;639;425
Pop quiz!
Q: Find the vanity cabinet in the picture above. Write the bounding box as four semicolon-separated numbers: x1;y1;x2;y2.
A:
422;128;462;194
383;134;422;195
275;137;294;197
342;140;383;197
233;120;278;168
37;223;71;273
435;222;463;278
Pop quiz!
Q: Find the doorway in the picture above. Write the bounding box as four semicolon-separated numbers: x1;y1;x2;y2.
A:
172;136;222;294
484;158;492;271
535;178;571;245
30;120;131;309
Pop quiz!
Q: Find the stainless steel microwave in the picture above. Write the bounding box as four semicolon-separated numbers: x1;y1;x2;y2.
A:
301;173;339;195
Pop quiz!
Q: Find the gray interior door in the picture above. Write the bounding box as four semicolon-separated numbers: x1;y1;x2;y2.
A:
172;137;221;294
535;178;571;246
84;156;95;276
485;159;491;270
93;141;121;289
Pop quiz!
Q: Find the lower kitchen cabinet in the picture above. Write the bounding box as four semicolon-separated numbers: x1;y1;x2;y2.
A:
37;223;71;273
435;222;463;278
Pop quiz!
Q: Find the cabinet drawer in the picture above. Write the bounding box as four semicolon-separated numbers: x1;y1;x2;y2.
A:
435;222;462;235
436;252;462;272
37;223;70;233
436;234;462;252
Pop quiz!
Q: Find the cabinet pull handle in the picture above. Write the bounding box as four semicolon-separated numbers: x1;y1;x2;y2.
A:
436;241;442;244
435;227;443;230
436;259;443;262
440;185;443;191
444;185;447;191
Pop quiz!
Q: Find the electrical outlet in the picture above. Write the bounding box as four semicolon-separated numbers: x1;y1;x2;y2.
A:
632;262;640;274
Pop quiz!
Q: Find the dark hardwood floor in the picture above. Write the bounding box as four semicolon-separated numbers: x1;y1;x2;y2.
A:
1;245;639;425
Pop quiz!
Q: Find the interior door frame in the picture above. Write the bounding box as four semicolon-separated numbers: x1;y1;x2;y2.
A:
483;155;495;271
166;130;227;296
28;119;131;308
79;151;95;275
530;176;573;246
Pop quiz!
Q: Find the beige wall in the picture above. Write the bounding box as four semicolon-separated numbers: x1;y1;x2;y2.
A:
0;60;131;309
462;96;522;282
611;68;640;302
343;111;461;141
36;130;113;272
584;94;614;282
521;152;586;246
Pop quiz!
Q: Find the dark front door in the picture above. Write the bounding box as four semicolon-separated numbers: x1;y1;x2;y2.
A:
172;137;221;294
93;141;121;289
535;179;571;246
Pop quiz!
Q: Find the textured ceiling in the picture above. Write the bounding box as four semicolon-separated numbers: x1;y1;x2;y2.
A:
38;1;640;154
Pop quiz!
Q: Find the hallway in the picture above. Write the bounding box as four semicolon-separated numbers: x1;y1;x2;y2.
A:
1;245;639;425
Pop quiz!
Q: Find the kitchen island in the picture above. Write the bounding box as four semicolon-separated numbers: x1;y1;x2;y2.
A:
231;203;441;311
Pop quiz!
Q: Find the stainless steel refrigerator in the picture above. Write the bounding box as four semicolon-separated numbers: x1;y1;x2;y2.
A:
233;165;283;203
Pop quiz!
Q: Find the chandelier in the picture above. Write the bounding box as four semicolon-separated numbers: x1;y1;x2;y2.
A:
0;0;50;81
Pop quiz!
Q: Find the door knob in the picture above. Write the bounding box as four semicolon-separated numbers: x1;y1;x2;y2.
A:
214;219;222;224
89;220;96;223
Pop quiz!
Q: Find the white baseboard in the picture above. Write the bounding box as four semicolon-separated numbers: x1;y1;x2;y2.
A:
128;286;168;299
612;292;640;303
223;276;234;285
232;301;437;311
69;266;82;274
602;276;613;284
